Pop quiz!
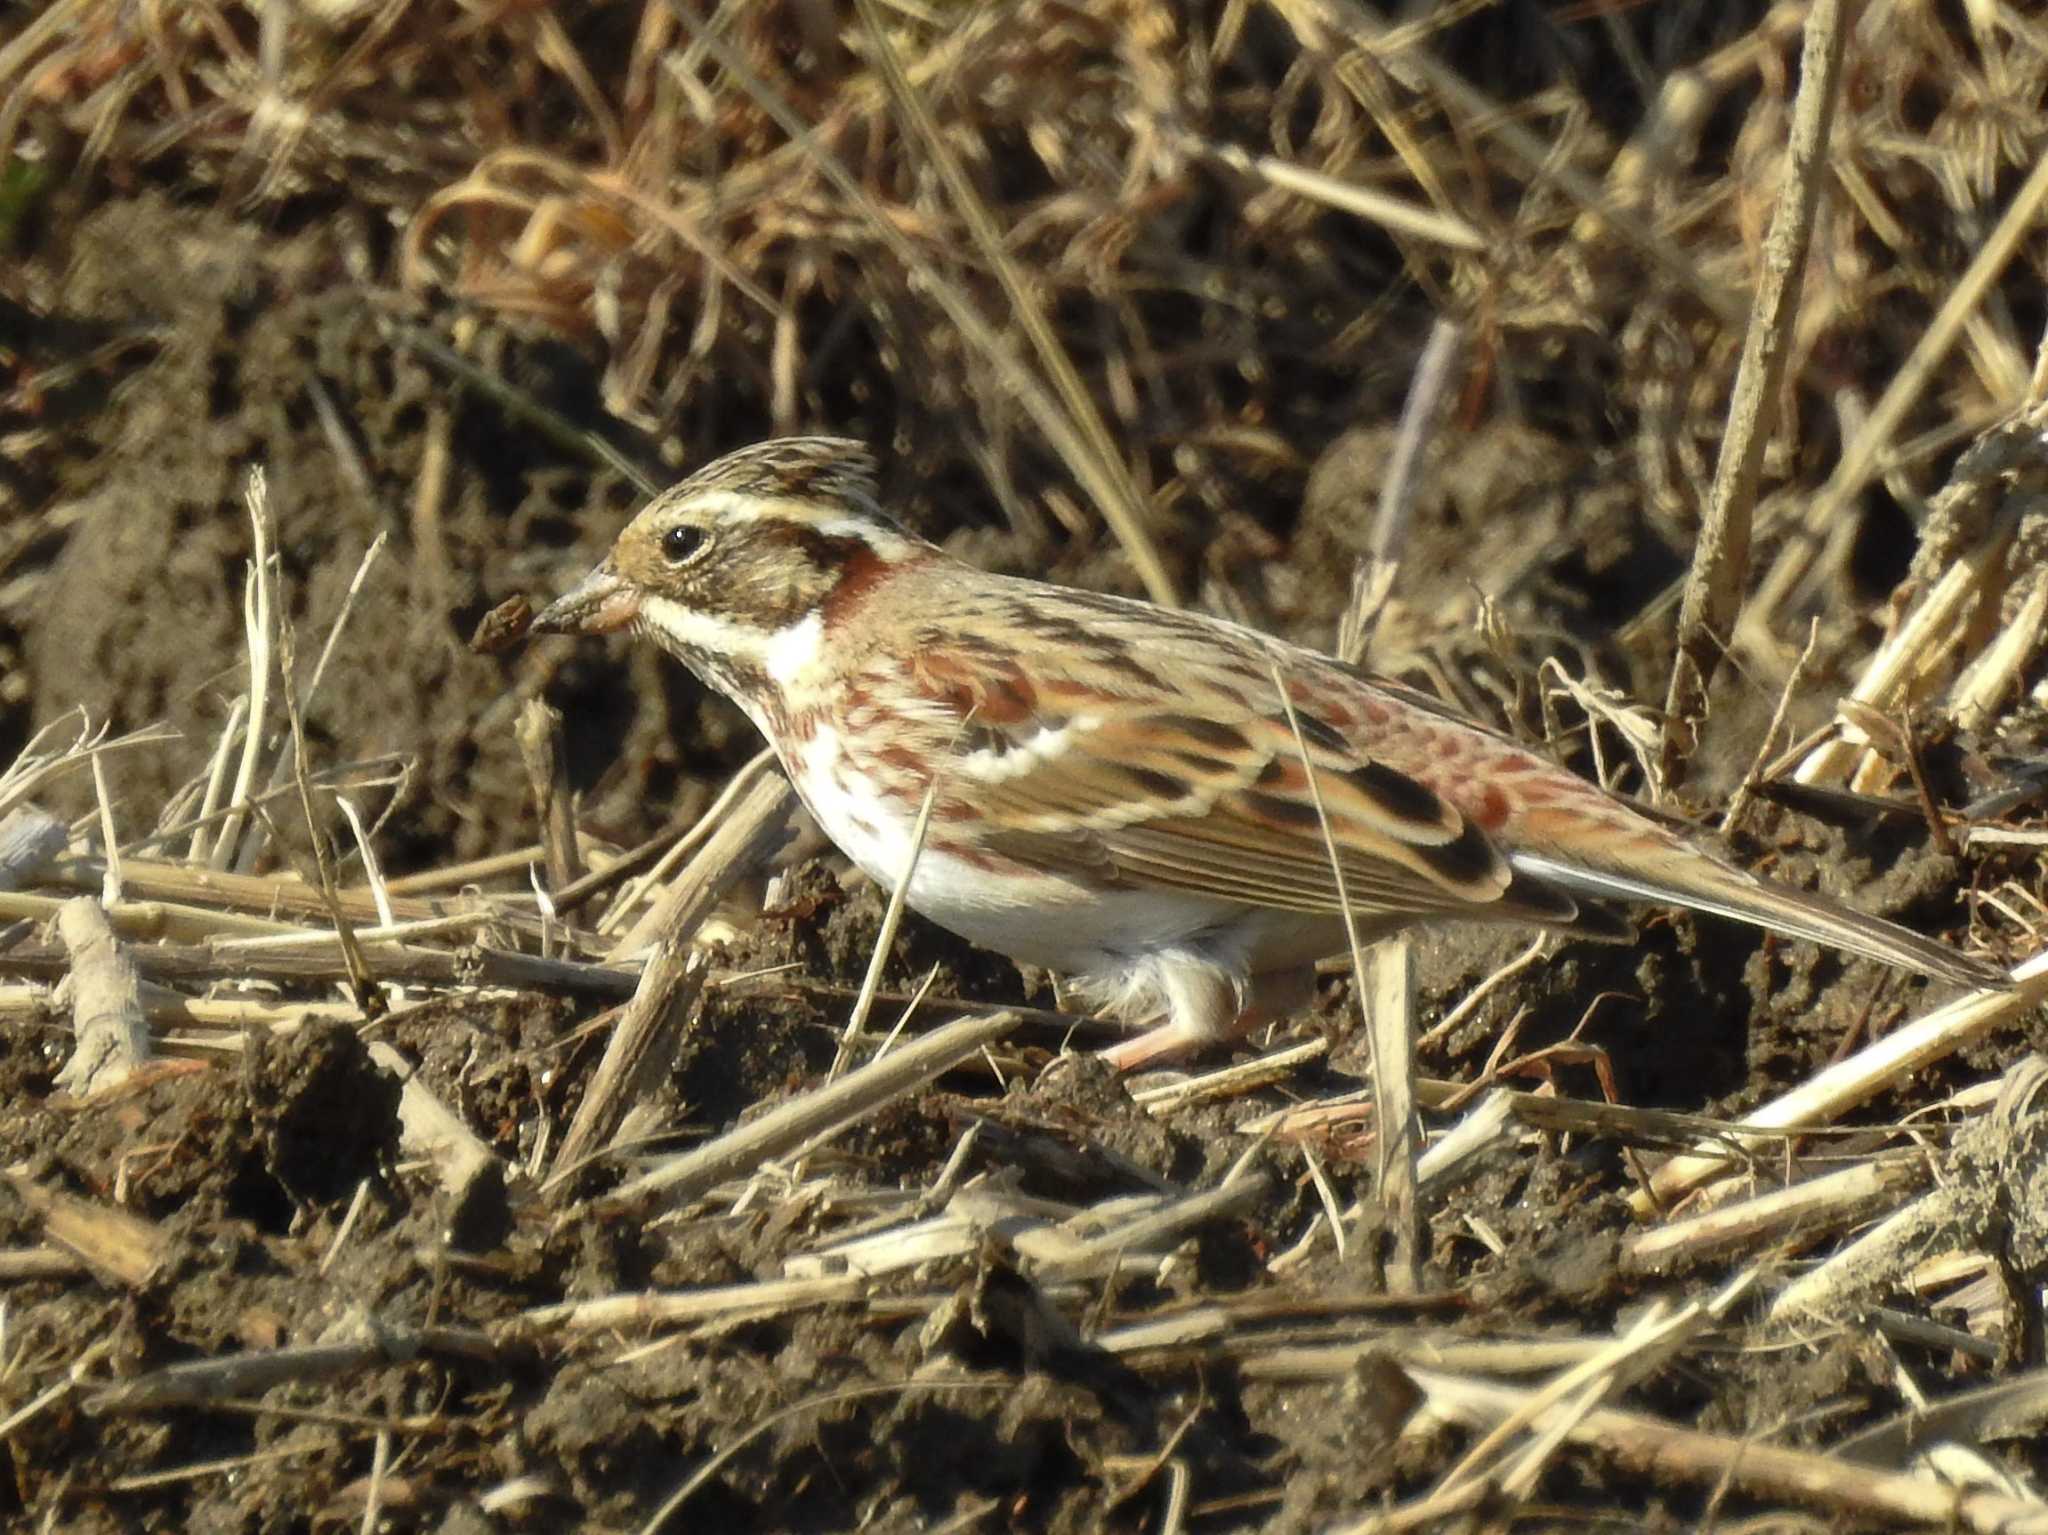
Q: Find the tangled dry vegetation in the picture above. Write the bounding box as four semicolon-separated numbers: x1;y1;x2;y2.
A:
4;1;2048;1530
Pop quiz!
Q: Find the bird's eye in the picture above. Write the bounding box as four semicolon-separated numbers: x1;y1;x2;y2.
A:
662;525;706;563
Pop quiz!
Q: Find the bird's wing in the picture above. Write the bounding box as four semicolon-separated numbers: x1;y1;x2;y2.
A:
905;618;1595;929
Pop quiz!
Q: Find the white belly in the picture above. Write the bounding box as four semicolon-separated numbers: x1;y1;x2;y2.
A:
779;721;1255;973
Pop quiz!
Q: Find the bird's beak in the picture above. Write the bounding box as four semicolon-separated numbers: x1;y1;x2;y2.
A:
530;560;641;636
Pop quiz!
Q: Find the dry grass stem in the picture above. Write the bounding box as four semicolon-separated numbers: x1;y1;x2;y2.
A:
1416;937;1546;1050
1338;319;1460;667
330;796;393;928
365;1042;505;1206
52;897;151;1097
829;756;945;1082
1434;1274;1749;1506
211;911;504;952
516;698;583;891
602;1010;1021;1208
1106;1322;1603;1379
1385;1364;2048;1535
1270;660;1418;1277
1744;151;2048;658
0;1249;85;1282
134;755;412;861
252;528;392;831
1461;1090;1784;1158
1621;1152;1928;1274
1366;939;1421;1289
213;471;277;874
517;1274;870;1335
545;948;709;1189
781;1172;1269;1286
8;927;635;999
1769;1056;2048;1323
188;698;247;868
588;750;774;931
1661;0;1847;779
4;1171;167;1289
1638;949;2047;1213
1411;1090;1518;1200
1127;1038;1329;1115
1796;478;2025;787
87;751;120;906
1724;617;1819;832
853;0;1174;609
1949;564;2048;730
82;1329;492;1416
378;844;556;897
35;855;489;934
602;770;794;961
1202;144;1483;253
0;719;177;827
0;891;308;944
1029;1171;1273;1286
781;1204;1001;1283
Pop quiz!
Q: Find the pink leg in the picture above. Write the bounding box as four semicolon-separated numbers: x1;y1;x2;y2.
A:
1097;964;1317;1071
1096;962;1238;1071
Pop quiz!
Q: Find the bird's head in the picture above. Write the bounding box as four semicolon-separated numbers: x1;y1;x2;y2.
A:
531;436;931;700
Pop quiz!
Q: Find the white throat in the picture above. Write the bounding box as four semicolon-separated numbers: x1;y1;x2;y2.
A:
762;610;824;686
638;594;824;687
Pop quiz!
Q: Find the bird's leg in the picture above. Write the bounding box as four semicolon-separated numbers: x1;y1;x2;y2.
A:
1096;961;1241;1072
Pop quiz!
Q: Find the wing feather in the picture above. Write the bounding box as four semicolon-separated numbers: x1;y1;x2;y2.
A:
905;583;1623;932
951;701;1530;918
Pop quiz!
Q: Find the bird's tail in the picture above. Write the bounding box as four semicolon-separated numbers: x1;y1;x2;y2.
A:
1509;849;2005;990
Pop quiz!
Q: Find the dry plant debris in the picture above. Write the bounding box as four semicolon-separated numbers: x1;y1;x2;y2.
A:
1;1;2048;1530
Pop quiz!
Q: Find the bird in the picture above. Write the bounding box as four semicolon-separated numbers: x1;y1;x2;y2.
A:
529;435;2005;1069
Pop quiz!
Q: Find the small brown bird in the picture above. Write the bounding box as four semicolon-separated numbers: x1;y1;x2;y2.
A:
532;437;2002;1067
